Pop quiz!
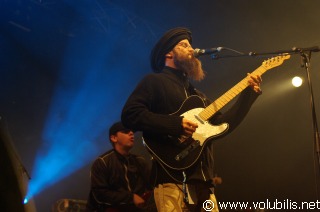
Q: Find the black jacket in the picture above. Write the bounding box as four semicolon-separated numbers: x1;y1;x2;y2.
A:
86;149;150;211
121;66;259;185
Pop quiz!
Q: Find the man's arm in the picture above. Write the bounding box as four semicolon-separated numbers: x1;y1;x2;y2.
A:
121;75;183;136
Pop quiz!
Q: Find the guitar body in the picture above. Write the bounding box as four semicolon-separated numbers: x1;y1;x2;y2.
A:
143;95;229;170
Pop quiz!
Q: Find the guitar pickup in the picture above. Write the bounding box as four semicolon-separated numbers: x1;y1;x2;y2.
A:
194;114;204;124
175;140;200;161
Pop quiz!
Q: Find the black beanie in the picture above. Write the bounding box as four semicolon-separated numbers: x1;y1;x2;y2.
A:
150;27;192;73
109;122;128;137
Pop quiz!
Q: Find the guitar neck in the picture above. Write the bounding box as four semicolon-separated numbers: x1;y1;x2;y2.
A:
199;65;267;121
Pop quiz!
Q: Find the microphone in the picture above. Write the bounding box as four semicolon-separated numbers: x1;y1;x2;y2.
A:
194;47;223;57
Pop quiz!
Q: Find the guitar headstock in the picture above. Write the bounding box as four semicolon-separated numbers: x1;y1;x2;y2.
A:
262;54;291;70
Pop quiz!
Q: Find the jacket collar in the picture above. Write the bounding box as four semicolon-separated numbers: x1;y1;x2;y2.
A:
162;66;189;86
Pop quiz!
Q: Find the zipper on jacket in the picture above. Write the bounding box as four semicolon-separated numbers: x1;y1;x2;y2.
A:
184;87;188;98
123;164;132;192
200;161;207;181
182;72;189;98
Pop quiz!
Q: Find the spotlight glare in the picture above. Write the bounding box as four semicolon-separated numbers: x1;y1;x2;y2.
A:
23;197;28;204
292;76;302;87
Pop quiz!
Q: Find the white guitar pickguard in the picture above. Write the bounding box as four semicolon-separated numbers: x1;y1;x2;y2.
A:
181;108;229;145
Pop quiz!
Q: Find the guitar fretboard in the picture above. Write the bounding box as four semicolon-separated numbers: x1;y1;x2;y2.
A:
198;55;290;121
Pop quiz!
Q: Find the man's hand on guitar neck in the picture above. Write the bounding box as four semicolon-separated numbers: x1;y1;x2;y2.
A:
247;73;262;94
182;118;198;137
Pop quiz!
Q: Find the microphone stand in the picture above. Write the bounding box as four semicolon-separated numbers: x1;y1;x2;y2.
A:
298;50;320;200
209;46;320;59
209;47;301;59
210;46;320;199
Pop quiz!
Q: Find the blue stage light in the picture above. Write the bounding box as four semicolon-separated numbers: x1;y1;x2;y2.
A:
25;33;124;199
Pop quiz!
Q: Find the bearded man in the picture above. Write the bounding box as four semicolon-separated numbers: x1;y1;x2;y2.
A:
121;27;262;212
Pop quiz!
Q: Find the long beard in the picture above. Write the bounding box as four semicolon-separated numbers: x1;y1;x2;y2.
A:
173;49;205;81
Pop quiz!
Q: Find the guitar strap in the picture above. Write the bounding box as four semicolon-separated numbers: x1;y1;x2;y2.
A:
188;83;209;107
182;171;189;203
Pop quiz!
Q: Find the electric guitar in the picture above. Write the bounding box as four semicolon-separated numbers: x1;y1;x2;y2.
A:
143;54;291;170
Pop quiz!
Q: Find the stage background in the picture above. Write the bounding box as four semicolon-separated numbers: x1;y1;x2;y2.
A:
1;0;319;211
